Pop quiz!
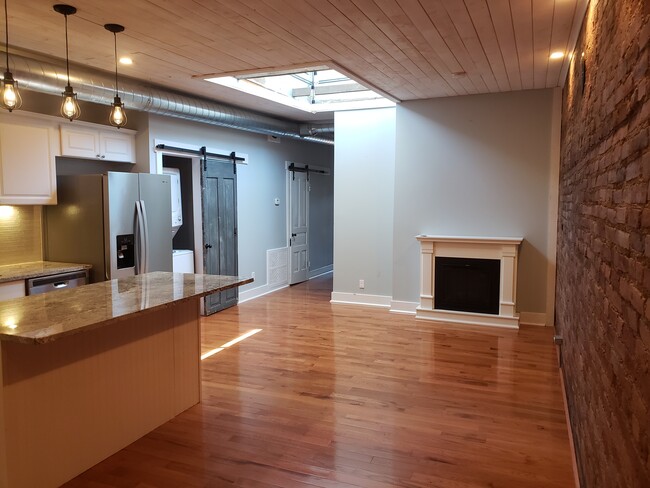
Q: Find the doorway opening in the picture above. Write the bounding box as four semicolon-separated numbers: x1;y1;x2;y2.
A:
286;162;332;286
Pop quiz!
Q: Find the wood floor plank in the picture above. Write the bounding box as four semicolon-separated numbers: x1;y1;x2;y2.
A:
64;275;573;487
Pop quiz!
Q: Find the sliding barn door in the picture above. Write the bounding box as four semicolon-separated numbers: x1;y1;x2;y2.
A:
203;158;238;315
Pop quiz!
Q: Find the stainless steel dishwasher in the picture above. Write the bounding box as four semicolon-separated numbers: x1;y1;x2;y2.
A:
26;270;89;295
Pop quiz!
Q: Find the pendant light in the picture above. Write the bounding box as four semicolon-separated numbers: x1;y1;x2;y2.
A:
1;0;21;111
104;23;127;128
54;4;80;121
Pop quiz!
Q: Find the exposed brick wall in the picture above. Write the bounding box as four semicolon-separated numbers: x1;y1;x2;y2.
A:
556;0;649;486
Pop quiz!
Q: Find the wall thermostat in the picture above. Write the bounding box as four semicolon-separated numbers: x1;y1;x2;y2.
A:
274;197;280;206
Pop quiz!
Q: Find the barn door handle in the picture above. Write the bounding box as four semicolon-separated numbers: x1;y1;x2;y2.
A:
204;244;213;249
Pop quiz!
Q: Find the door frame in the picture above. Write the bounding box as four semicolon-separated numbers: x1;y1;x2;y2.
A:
155;141;203;275
285;161;331;284
154;139;247;283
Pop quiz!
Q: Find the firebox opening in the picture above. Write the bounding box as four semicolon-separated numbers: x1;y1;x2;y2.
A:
434;257;500;315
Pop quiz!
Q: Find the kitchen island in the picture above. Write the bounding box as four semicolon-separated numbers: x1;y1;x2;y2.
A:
0;272;252;488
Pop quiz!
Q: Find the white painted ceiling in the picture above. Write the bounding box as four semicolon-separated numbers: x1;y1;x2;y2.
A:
7;0;588;122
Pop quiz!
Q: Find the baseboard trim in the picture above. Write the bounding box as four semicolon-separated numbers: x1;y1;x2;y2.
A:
330;292;391;308
519;312;547;326
238;282;288;304
309;265;333;279
416;307;519;329
390;300;418;315
559;363;582;488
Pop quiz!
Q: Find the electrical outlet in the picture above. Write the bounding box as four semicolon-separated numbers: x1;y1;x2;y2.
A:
359;279;365;289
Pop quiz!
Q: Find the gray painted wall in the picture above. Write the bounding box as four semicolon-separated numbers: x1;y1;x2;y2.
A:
393;89;557;313
147;115;334;292
308;170;335;273
333;108;396;297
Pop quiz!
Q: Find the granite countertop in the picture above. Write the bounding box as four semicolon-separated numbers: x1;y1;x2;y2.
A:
0;261;93;283
0;272;253;344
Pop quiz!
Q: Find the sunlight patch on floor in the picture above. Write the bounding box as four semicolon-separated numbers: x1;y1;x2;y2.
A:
200;328;263;360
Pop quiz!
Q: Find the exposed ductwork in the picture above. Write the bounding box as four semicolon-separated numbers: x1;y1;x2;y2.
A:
7;52;334;145
299;122;335;138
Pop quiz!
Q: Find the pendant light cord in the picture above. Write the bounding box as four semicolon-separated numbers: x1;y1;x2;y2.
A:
113;32;118;96
4;0;9;72
64;13;70;86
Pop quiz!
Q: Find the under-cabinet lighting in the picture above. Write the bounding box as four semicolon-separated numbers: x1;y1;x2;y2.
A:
0;205;15;219
119;57;133;65
550;51;565;60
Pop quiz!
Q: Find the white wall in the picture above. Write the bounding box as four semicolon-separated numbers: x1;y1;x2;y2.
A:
146;115;334;293
333;108;396;303
393;89;558;315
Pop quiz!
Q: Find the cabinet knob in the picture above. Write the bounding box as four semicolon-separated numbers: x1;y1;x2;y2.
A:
96;154;101;158
101;155;106;159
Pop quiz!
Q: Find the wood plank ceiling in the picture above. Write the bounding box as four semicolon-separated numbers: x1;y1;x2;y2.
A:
7;0;588;121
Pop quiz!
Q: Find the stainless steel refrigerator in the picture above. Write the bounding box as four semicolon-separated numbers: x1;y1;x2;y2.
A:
44;172;172;283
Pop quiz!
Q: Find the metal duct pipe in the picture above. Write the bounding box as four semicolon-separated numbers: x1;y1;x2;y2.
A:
299;122;335;137
8;53;334;145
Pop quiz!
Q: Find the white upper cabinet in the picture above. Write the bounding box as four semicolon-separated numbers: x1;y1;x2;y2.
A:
0;112;59;205
101;131;135;162
60;124;135;163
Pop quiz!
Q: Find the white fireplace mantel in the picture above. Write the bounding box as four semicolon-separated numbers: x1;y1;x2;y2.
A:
415;235;523;329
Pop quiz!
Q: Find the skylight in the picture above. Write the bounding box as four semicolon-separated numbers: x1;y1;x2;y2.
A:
205;67;395;113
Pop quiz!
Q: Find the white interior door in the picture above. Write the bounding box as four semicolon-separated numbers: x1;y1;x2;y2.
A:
289;170;309;285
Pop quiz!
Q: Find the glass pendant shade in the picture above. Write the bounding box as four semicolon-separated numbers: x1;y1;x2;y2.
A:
61;84;80;120
54;4;79;121
2;0;21;112
1;71;21;111
109;95;127;127
105;24;127;128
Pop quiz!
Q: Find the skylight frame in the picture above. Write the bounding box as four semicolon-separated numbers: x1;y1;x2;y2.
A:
203;64;396;114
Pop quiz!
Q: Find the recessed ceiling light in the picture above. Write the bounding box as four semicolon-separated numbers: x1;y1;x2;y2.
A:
119;57;133;65
550;51;565;60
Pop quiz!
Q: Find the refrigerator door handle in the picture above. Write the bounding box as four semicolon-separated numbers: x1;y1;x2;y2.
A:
134;200;145;275
140;199;150;273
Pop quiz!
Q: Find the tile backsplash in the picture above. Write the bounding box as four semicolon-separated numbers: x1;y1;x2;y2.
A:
0;206;43;266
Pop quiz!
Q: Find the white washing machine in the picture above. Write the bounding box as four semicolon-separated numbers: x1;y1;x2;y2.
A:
172;249;195;273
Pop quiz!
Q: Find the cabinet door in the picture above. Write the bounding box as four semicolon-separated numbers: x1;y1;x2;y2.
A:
100;131;135;163
0;114;58;205
60;125;100;159
0;280;26;301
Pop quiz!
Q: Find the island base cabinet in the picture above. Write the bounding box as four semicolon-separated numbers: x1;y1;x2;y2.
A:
0;299;201;488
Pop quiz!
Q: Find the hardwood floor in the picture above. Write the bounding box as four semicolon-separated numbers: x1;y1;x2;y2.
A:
64;275;574;487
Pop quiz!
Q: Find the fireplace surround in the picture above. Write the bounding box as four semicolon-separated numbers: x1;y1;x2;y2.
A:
416;235;523;328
